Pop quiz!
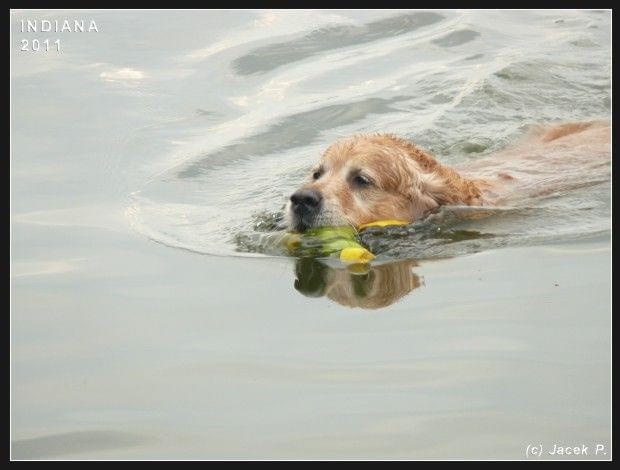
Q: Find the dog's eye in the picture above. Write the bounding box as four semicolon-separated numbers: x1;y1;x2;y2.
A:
353;174;373;187
312;170;322;180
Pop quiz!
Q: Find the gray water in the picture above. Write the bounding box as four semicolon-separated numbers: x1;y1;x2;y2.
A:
11;10;610;459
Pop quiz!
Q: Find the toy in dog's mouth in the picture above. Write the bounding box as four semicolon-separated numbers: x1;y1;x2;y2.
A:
282;219;410;264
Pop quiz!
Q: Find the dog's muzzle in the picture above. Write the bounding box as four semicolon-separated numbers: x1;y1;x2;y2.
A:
289;188;323;231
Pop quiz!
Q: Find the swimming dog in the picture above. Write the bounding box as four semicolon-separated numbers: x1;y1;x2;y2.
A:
285;121;610;232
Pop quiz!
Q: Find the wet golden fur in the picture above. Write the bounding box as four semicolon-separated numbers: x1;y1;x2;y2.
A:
287;120;610;229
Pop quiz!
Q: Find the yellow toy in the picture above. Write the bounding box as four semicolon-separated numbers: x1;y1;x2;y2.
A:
283;219;409;264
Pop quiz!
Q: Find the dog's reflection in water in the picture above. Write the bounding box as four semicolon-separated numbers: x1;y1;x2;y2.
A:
293;258;422;309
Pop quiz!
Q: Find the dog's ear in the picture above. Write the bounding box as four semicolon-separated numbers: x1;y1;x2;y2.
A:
383;134;482;215
396;139;451;205
400;141;482;207
418;165;484;207
419;171;458;206
403;167;444;219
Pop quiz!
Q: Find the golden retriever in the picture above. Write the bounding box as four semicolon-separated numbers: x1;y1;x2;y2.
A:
285;120;610;232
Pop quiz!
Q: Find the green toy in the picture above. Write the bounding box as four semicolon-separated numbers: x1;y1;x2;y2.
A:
283;219;409;263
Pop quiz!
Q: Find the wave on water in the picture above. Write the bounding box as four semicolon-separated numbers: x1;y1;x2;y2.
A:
126;9;611;260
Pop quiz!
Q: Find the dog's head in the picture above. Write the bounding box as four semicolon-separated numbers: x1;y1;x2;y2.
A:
286;134;458;231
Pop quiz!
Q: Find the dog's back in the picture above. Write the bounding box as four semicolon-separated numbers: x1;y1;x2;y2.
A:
460;120;611;205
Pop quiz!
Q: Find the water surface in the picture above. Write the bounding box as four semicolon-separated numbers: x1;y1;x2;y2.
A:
117;9;610;260
11;9;610;459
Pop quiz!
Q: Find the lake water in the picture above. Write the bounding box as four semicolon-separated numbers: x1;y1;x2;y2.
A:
11;9;611;459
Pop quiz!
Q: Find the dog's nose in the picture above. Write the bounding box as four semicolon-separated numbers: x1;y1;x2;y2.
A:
290;188;323;213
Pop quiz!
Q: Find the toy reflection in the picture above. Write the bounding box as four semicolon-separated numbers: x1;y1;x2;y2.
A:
293;258;422;309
